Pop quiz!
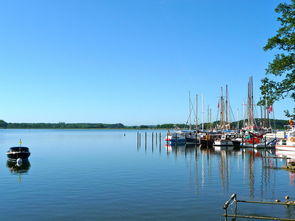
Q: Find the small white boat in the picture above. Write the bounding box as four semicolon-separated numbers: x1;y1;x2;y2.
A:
276;125;295;152
165;131;186;144
254;138;277;149
213;134;233;147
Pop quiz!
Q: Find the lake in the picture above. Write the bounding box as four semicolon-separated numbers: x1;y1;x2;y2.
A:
0;129;294;220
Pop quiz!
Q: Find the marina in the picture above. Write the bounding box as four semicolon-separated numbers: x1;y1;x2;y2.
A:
1;129;295;220
0;0;293;220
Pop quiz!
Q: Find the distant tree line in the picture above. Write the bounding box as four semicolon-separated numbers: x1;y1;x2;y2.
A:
0;121;125;129
0;119;289;130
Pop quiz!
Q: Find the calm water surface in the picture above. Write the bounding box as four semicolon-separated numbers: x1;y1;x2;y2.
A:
0;129;295;220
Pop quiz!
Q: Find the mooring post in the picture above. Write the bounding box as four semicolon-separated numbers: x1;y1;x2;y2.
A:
252;135;254;149
145;132;147;150
136;131;139;149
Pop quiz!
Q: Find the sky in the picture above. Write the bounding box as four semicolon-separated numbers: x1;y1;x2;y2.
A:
0;0;292;125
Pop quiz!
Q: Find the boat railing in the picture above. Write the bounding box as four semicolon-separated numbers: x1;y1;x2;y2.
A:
223;193;295;220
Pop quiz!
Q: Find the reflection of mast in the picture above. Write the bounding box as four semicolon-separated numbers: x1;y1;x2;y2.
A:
195;148;199;193
201;149;205;186
248;153;255;198
219;151;229;192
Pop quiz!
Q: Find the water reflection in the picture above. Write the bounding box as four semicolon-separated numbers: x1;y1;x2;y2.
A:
7;159;31;174
137;140;290;199
6;159;31;183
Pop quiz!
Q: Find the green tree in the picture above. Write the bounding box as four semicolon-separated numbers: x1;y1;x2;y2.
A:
0;120;8;128
260;0;295;119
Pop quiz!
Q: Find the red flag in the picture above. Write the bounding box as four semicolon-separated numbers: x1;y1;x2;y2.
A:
268;105;273;113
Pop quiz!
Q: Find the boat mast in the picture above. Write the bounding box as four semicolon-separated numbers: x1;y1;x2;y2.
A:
247;76;254;129
209;107;212;130
189;91;192;130
202;94;204;131
207;105;210;130
196;94;198;130
220;87;225;129
225;85;229;124
237;108;239;130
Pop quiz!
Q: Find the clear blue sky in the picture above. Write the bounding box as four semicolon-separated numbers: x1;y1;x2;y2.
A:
0;0;292;125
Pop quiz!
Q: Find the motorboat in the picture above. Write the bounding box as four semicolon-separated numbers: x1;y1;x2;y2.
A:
213;134;233;147
254;138;277;149
165;130;186;144
183;130;201;145
6;146;31;160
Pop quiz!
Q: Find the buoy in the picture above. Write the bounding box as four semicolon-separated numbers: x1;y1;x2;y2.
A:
16;158;22;166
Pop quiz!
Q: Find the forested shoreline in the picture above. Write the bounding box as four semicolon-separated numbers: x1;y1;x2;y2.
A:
0;119;289;129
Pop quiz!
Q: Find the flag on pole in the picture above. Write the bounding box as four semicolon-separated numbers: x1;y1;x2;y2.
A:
268;105;273;113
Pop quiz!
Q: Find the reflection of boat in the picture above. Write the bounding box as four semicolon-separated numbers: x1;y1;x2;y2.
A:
7;159;31;174
6;147;31;160
214;145;234;151
276;125;295;152
276;150;295;159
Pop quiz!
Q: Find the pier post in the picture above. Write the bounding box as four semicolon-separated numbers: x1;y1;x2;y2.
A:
152;132;154;152
252;135;254;149
145;132;147;150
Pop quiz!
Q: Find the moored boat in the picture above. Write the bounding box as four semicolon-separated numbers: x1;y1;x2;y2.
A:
165;131;186;144
213;134;233;147
6;146;31;160
275;125;295;152
254;138;277;149
184;130;201;144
